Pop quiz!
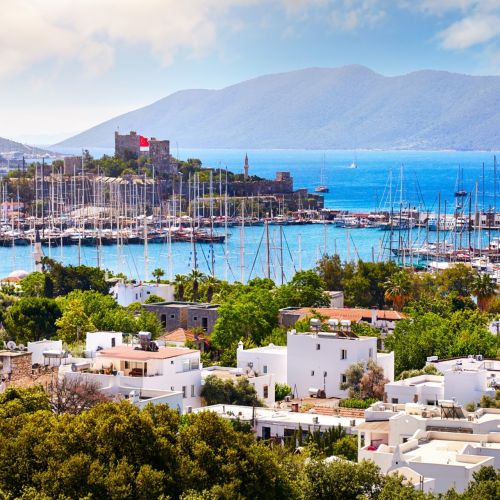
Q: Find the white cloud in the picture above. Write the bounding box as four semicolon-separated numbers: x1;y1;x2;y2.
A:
0;0;262;79
439;14;500;50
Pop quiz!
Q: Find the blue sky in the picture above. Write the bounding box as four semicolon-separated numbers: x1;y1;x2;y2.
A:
2;0;500;144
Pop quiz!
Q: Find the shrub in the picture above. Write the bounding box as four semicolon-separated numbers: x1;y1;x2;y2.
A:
338;398;378;409
275;383;292;401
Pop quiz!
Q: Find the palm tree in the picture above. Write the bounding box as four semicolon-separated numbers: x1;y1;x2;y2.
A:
384;270;413;311
188;269;206;302
471;273;497;312
152;267;165;284
174;274;187;301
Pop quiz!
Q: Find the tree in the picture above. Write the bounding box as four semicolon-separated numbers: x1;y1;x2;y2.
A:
360;360;389;400
151;268;165;284
49;376;111;415
0;386;50;418
435;263;475;297
4;297;61;342
188;269;206;302
55;298;95;343
315;253;344;291
174;274;187;301
144;294;164;304
200;375;263;406
384;270;413;311
340;362;365;398
20;272;46;297
274;270;330;309
471;273;497;312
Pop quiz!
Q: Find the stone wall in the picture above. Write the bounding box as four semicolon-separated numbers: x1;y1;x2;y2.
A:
115;131;140;160
9;352;33;382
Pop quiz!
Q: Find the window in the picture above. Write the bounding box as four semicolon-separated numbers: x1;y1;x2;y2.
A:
170;314;175;319
402;437;409;443
135;293;138;300
263;385;269;398
111;337;116;347
340;374;347;384
191;385;195;397
170;386;175;391
368;348;373;358
391;398;399;404
124;361;129;369
201;317;208;330
161;314;167;327
316;343;321;350
182;386;186;398
311;370;315;376
262;426;271;440
193;316;198;321
263;365;268;374
341;349;347;360
147;291;150;294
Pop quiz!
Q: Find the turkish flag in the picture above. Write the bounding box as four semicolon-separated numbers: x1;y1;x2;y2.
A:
139;135;149;148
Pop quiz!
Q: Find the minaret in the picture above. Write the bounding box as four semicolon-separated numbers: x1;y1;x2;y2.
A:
244;153;249;181
34;229;42;272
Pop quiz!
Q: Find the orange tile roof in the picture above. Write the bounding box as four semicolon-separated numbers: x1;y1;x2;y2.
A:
159;328;206;344
294;308;405;322
98;345;197;361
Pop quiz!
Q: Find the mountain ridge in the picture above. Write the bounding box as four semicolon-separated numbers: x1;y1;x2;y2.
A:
55;65;500;151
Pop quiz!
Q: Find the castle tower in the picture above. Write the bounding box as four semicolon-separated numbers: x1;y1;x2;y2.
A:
244;153;249;181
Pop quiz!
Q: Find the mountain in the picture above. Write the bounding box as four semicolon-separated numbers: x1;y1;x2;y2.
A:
56;65;500;151
0;136;54;156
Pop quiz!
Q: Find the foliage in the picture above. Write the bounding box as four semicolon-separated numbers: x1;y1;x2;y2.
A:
339;398;378;409
0;386;50;418
200;375;263;407
55;298;95;343
41;257;111;296
20;272;47;297
385;309;499;375
397;364;442;381
340;362;365;398
340;361;388;400
275;383;292;401
151;268;165;284
274;270;329;309
471;273;497;312
315;253;344;291
144;294;164;304
4;297;61;342
479;390;500;409
384;270;413;311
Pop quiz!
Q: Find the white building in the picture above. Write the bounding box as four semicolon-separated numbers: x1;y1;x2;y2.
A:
287;325;394;399
60;344;202;409
385;375;445;406
27;339;63;365
202;365;275;406
194;404;363;441
357;401;500;493
111;281;175;307
236;342;287;385
85;331;123;358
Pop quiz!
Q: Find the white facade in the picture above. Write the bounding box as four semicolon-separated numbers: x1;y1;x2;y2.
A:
287;330;393;399
236;343;287;385
61;345;202;410
27;339;63;365
111;281;175;307
385;375;445;405
194;404;363;441
85;331;123;357
357;401;500;494
202;366;275;406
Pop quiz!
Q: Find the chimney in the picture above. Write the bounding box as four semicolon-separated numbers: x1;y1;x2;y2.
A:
371;309;377;325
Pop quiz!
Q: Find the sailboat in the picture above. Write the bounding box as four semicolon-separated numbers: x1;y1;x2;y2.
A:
315;155;329;193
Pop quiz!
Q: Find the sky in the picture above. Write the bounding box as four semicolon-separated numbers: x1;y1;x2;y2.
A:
2;0;500;145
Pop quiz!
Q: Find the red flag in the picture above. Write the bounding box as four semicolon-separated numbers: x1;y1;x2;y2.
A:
139;135;149;148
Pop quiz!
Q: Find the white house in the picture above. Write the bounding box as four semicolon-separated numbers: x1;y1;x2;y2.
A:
202;366;275;406
85;331;124;358
27;339;63;365
384;375;445;405
236;342;287;385
111;281;175;307
194;404;364;441
287;324;394;399
356;401;500;494
60;344;202;409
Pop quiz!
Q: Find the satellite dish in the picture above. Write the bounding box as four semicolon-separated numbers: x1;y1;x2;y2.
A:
6;341;16;350
18;344;26;351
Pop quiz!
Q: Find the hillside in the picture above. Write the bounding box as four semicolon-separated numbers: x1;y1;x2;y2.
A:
0;136;54;156
56;65;500;151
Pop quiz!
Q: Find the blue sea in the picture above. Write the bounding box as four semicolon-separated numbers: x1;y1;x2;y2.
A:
6;149;499;282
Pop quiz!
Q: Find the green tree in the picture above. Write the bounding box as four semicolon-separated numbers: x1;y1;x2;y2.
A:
200;375;263;406
384;270;413;311
471;273;497;312
174;274;187;301
144;294;164;304
151;268;165;284
274;270;329;308
55;298;95;343
315;253;344;291
20;272;46;297
0;386;50;418
4;297;61;342
275;383;292;401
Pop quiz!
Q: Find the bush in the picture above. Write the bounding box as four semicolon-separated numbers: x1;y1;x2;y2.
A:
338;398;378;409
275;383;292;401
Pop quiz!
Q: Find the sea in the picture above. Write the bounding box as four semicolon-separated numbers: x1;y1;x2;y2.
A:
4;148;499;282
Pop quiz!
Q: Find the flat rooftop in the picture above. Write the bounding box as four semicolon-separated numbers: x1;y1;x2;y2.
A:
194;404;364;428
98;345;197;361
241;344;287;354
